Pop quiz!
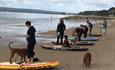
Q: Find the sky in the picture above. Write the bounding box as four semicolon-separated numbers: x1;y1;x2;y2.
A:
0;0;115;13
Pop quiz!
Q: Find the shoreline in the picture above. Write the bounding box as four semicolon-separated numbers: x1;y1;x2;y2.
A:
0;18;115;70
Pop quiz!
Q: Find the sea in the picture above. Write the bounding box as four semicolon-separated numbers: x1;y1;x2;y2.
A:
0;12;86;42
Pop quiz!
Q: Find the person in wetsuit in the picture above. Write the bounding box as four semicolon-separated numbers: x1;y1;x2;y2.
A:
87;21;93;35
102;19;107;33
73;27;84;43
80;24;88;38
57;18;66;45
25;21;36;63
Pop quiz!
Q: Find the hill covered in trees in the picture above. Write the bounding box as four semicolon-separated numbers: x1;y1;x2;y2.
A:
78;7;115;16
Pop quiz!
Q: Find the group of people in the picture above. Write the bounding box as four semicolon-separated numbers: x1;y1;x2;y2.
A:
56;18;93;45
73;20;93;43
25;18;107;63
56;18;107;46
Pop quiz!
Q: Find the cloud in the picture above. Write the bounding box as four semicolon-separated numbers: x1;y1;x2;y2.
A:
0;0;115;13
52;0;74;4
81;0;115;10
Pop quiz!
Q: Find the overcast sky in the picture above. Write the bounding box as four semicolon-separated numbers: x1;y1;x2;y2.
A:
0;0;115;13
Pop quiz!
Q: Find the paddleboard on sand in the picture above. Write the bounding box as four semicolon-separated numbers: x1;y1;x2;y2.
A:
81;37;98;41
68;36;98;41
0;61;60;70
51;41;60;45
41;44;88;51
89;34;102;37
75;41;95;46
51;41;95;46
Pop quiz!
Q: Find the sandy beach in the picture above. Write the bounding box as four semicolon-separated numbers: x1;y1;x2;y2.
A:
0;18;115;70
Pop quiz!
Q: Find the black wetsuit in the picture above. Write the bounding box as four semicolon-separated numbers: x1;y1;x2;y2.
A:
82;25;88;38
75;27;84;41
57;23;66;45
26;26;36;58
87;21;93;35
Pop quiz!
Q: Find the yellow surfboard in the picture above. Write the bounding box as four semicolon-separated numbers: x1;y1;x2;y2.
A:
0;61;60;70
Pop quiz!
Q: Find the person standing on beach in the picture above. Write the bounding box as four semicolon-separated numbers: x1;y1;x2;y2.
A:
57;18;66;45
25;21;36;63
102;19;107;38
87;20;93;35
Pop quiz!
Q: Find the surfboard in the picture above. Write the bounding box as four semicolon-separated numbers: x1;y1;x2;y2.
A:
41;44;88;51
51;41;61;45
68;36;98;41
81;37;98;41
51;41;95;46
75;41;95;46
0;61;60;70
88;34;102;37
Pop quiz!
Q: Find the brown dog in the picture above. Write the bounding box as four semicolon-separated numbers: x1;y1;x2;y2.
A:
9;42;27;64
83;52;92;68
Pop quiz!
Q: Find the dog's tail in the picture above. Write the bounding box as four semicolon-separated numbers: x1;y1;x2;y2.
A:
9;42;14;50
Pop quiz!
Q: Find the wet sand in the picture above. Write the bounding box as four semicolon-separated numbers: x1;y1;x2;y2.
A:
0;19;115;70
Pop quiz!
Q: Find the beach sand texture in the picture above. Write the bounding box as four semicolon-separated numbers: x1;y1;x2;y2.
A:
0;19;115;70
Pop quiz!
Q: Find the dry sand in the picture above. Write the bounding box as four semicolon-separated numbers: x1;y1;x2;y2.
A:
0;19;115;70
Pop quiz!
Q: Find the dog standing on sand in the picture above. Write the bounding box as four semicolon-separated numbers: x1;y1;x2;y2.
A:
9;42;27;64
83;52;92;68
